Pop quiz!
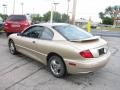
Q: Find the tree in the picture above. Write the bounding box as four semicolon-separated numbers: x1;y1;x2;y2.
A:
99;12;104;19
61;14;69;22
43;11;51;22
102;17;113;25
31;14;43;24
99;5;120;25
105;6;120;18
0;13;8;21
43;11;62;22
43;11;69;22
53;12;62;22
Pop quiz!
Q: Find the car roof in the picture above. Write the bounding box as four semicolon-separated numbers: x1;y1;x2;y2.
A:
9;14;26;16
35;23;70;27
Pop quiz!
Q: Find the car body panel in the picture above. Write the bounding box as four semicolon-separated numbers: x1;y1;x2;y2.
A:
4;15;31;34
64;50;110;74
10;34;79;65
0;16;3;30
8;23;110;74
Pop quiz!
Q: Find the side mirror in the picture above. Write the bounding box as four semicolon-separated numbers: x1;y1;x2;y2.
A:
17;33;22;36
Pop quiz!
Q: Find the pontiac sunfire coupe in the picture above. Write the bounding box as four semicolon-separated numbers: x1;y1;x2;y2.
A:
8;23;111;78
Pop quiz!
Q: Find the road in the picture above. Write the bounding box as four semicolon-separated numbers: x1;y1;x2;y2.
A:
0;33;120;90
92;29;120;37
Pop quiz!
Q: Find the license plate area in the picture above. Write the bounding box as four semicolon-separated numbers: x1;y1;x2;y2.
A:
11;24;20;27
99;48;105;55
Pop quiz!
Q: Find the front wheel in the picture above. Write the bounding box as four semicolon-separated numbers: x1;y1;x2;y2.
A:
48;55;66;78
9;40;17;55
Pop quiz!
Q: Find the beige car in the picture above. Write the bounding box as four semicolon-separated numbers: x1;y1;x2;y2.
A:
8;23;111;78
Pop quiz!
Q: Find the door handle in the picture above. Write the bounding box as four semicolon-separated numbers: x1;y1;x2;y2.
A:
32;41;36;43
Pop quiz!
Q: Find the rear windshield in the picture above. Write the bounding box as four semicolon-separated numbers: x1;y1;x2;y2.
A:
53;25;93;41
7;15;26;21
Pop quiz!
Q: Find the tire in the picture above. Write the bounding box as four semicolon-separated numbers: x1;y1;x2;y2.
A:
6;33;10;37
48;55;66;78
9;40;17;55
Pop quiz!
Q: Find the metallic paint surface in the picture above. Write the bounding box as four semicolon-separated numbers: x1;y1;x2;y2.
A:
8;23;110;74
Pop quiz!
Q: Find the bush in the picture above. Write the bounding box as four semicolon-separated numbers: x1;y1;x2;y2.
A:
102;17;114;25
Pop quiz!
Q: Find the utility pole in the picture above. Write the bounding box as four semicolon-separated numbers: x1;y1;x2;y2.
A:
67;0;70;16
53;2;59;12
5;5;7;14
72;0;77;24
2;4;6;14
33;8;35;14
2;4;7;14
13;0;15;14
50;4;53;23
67;0;71;23
21;2;24;14
50;1;59;23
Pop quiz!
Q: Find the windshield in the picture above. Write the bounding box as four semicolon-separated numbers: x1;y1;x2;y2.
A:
53;25;93;41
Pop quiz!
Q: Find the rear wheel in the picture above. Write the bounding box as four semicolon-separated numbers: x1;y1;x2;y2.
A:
9;40;17;55
48;55;66;78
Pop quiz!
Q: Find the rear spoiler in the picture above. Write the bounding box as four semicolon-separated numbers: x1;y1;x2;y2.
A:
70;36;100;42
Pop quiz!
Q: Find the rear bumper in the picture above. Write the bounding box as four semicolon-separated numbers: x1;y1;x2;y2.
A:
4;27;23;33
3;25;29;33
64;51;111;74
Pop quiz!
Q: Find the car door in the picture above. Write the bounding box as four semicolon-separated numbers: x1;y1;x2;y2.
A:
15;26;44;61
32;26;54;64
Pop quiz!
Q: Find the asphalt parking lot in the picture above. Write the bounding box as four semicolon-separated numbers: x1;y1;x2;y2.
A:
0;33;120;90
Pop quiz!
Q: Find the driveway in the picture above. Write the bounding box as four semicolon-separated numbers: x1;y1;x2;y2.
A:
0;33;120;90
92;29;120;37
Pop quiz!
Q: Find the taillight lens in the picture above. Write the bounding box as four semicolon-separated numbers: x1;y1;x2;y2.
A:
4;23;8;26
80;50;93;58
24;23;29;26
21;20;29;26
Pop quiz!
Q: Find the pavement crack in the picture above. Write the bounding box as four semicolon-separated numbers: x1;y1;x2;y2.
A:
0;61;31;76
0;61;22;73
0;55;32;76
33;78;57;90
4;66;45;90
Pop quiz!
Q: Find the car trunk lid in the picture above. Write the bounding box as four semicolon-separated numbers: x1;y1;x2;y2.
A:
69;36;108;58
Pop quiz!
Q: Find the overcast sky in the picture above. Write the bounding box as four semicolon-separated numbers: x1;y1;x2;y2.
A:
0;0;120;22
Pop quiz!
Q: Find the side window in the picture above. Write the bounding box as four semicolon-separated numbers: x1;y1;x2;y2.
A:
22;26;44;38
40;27;54;40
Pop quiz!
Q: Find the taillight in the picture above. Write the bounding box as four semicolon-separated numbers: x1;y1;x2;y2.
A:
21;20;29;26
80;50;93;58
24;23;29;26
4;23;8;26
